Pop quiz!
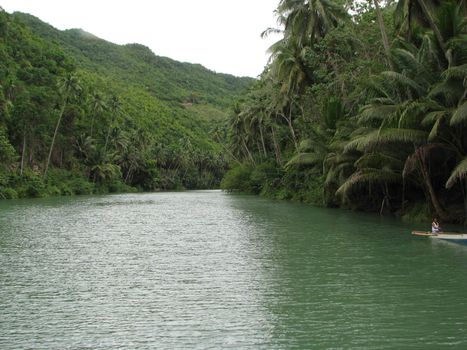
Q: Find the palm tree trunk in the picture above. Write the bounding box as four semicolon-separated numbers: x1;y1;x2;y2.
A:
44;100;67;177
329;57;347;97
418;154;450;220
90;115;95;138
103;126;111;159
373;0;394;70
270;126;282;165
20;132;26;176
125;166;132;183
463;178;467;226
219;142;241;164
242;138;256;165
259;125;267;158
416;0;448;60
279;111;298;151
103;113;117;160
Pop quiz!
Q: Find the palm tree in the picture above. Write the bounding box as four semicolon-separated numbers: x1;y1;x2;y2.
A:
446;158;467;186
103;95;120;159
268;39;309;97
339;34;447;215
89;92;107;138
372;0;394;69
277;0;348;47
394;0;467;60
228;102;256;164
44;73;81;177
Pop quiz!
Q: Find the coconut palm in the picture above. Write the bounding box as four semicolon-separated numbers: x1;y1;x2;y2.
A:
44;73;81;177
394;0;466;60
339;34;458;218
89;92;107;138
372;0;394;69
103;95;120;158
277;0;348;47
228;102;255;164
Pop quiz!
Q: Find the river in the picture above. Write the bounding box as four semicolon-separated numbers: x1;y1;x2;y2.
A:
1;190;467;349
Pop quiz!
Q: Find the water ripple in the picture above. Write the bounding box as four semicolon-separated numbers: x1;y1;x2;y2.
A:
1;191;467;349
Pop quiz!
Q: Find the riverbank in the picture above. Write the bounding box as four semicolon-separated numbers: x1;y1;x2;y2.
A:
0;168;138;199
220;162;458;224
0;168;218;199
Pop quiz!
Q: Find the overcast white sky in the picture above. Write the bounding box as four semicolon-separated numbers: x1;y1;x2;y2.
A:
1;0;282;78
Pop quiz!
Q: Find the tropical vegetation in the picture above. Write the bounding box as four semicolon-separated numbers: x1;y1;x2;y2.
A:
222;0;467;223
0;9;253;199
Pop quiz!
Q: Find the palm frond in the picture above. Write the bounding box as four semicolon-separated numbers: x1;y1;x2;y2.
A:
418;34;441;70
446;158;467;188
325;160;354;186
358;104;396;125
354;152;404;170
336;168;401;197
360;77;391;99
345;128;428;153
403;143;449;177
397;101;429;128
370;97;396;105
381;71;425;95
429;80;464;104
261;27;283;39
344;130;379;152
285;152;323;168
450;101;467;125
428;117;441;141
442;64;467;80
392;48;423;74
422;111;446;126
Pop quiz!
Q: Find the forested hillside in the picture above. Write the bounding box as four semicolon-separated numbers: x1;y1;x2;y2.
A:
13;13;252;108
222;0;467;223
0;9;253;198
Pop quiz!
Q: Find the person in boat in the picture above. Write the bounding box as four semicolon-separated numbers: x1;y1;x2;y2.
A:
431;218;441;233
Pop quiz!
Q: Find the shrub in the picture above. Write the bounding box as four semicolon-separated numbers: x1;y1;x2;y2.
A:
0;187;18;199
402;202;431;223
220;164;254;192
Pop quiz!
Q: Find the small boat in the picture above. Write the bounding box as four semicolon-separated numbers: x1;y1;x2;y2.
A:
412;231;467;244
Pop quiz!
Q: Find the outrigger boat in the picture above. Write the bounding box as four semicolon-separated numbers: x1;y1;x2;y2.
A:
412;231;467;244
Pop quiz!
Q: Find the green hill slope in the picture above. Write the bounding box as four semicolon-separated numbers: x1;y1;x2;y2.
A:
13;12;253;108
0;10;253;198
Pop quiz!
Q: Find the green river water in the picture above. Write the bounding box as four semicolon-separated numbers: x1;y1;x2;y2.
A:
1;190;467;349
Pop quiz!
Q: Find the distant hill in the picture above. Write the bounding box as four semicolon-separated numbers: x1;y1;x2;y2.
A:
0;10;254;198
13;12;254;109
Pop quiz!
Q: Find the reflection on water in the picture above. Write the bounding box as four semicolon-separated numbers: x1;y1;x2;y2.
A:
1;191;467;349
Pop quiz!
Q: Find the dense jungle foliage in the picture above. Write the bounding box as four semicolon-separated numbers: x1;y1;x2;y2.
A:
0;9;253;198
222;0;467;223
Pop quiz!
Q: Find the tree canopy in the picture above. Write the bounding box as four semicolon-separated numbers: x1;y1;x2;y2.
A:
222;0;467;224
0;10;253;198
